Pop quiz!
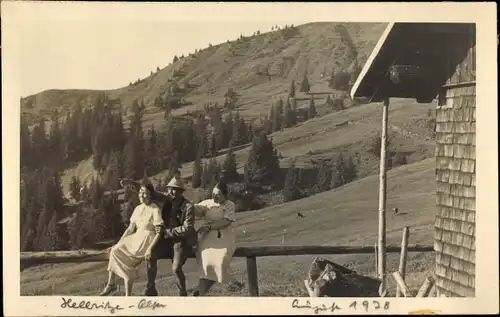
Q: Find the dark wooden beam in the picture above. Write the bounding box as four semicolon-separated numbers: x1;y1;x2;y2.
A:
21;245;435;268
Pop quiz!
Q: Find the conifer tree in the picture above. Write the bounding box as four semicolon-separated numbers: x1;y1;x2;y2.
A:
92;205;106;244
247;124;254;143
20;115;32;168
31;118;48;168
283;98;292;128
103;150;122;191
289;80;296;98
192;152;203;188
39;212;61;251
329;70;336;89
325;95;332;107
244;133;280;188
331;153;347;188
271;105;280;133
343;153;358;184
231;111;245;147
209;133;217;158
48;112;65;166
275;98;284;130
283;162;300;202
221;143;239;183
144;126;158;174
69;176;82;201
315;160;332;193
308;96;317;119
68;207;83;249
77;208;96;248
200;161;209;189
123;137;137;179
211;106;225;150
223;111;234;148
300;72;310;93
167;150;181;180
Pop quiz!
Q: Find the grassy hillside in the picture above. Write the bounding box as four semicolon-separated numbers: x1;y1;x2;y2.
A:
21;22;387;125
21;158;436;296
60;98;436;199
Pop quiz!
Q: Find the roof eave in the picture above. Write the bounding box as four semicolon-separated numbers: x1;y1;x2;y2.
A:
350;22;395;101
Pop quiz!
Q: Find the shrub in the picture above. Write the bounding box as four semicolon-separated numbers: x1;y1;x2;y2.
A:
392;152;408;166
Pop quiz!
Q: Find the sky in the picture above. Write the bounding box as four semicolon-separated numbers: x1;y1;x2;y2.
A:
3;2;490;98
8;3;313;97
17;19;311;97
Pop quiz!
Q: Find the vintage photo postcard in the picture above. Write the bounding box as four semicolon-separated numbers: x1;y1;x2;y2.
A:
2;1;498;315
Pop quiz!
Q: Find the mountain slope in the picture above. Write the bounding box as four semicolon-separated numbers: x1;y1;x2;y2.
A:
21;22;387;128
59;98;436;197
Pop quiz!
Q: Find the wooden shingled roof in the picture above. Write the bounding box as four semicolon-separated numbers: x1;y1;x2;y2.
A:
350;22;476;103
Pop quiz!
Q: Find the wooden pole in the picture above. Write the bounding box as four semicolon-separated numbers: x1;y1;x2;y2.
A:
396;226;410;297
246;256;259;296
391;271;412;297
416;275;436;297
374;243;378;276
378;97;389;295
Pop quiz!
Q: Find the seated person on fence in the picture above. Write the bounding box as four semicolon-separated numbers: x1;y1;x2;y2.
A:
114;177;196;296
191;182;237;296
98;184;163;296
146;177;197;296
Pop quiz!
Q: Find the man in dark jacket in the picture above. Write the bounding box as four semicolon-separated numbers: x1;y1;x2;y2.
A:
145;176;196;296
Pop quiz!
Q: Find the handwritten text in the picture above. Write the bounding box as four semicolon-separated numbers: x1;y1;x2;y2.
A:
60;297;123;314
292;299;341;314
129;299;167;310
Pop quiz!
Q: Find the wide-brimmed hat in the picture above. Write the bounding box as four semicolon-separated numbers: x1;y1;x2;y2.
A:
166;177;186;191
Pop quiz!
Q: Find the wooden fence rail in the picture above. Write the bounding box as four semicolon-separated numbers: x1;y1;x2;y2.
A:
20;244;434;297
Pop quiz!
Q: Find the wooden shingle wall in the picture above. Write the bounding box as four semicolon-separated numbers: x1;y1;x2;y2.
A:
434;83;476;297
446;41;476;85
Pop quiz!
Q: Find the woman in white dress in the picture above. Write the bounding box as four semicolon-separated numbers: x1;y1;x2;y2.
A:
192;182;237;296
98;184;164;296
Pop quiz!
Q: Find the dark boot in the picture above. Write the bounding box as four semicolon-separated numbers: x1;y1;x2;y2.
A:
196;278;216;296
145;258;159;296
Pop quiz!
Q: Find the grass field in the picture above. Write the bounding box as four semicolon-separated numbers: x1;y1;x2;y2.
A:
21;158;436;297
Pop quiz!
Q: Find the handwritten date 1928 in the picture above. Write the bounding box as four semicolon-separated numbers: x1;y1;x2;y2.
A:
349;300;390;311
292;299;390;314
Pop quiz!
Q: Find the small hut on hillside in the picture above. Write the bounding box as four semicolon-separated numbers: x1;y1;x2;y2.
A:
350;22;476;297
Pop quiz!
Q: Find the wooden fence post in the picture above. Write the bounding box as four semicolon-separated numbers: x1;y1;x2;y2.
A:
377;97;390;295
392;271;412;297
416;275;435;297
246;256;259;296
396;226;410;297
